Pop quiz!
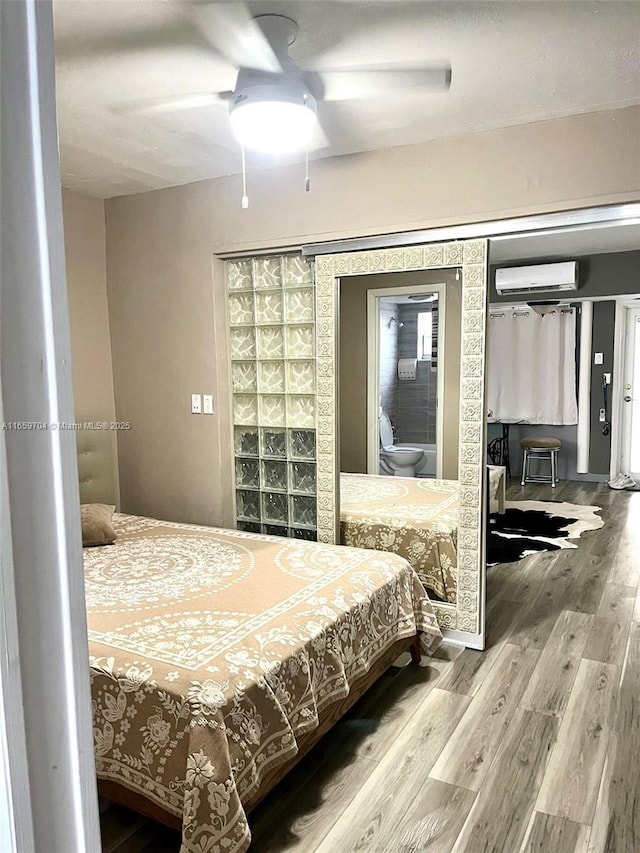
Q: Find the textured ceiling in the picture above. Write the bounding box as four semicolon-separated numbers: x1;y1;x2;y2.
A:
53;1;640;198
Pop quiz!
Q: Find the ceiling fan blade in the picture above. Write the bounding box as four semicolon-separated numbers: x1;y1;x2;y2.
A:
111;90;230;116
310;122;332;152
319;66;452;101
189;2;282;73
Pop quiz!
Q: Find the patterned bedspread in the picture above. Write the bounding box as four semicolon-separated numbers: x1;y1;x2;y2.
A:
340;473;459;603
85;514;442;853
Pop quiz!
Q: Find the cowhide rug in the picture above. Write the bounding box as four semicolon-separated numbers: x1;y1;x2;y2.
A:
487;500;604;567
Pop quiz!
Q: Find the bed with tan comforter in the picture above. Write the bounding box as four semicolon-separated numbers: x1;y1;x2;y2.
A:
340;473;459;603
85;513;442;853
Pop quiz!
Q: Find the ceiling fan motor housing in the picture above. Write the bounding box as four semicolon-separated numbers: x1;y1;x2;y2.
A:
229;78;316;117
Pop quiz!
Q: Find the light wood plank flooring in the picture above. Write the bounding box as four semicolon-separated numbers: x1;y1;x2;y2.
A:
100;481;640;853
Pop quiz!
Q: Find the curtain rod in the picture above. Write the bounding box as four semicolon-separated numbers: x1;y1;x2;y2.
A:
301;203;640;257
489;306;576;318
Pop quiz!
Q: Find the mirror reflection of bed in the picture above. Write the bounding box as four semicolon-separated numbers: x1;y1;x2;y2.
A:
338;269;462;603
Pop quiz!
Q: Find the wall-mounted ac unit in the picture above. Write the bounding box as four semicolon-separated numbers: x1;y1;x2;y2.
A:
495;261;578;295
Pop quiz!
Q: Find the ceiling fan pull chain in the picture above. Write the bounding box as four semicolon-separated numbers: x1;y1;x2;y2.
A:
305;146;310;192
241;146;249;209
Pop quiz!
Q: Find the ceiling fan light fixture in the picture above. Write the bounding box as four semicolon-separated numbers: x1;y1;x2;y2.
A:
229;83;317;154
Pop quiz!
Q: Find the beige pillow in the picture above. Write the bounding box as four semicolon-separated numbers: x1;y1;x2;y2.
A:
81;503;116;547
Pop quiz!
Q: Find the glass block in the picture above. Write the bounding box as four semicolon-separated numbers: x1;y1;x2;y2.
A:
232;362;257;393
257;326;285;359
227;259;253;291
253;257;282;290
290;462;316;495
228;292;255;326
261;460;288;492
283;255;313;287
290;528;317;541
233;394;258;426
236;489;260;521
262;492;289;524
255;291;283;324
238;521;261;534
286;325;314;358
259;394;286;427
289;429;316;460
290;495;316;528
234;427;259;457
230;327;256;360
258;361;285;394
235;458;260;489
261;428;287;458
284;288;314;323
287;395;315;428
286;360;315;394
263;524;289;537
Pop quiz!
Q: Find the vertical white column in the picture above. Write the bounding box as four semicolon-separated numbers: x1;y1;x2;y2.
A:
577;301;593;474
1;1;101;850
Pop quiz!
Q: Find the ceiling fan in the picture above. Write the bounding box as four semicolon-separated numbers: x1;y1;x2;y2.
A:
113;6;452;156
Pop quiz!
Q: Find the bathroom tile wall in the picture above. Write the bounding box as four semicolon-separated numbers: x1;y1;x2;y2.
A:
397;303;438;444
379;303;398;430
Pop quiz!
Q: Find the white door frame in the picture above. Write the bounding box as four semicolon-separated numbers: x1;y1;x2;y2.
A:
1;1;101;850
366;284;446;477
610;299;640;480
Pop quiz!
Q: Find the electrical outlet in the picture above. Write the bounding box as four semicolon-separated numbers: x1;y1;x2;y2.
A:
599;408;606;423
203;394;214;415
594;352;603;365
191;394;202;414
603;373;611;384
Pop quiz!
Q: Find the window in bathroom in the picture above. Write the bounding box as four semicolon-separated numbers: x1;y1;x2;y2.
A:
417;311;433;361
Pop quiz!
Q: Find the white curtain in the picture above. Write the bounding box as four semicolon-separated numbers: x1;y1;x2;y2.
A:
487;309;578;424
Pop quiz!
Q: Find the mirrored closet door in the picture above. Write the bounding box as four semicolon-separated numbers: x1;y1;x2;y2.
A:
313;241;489;639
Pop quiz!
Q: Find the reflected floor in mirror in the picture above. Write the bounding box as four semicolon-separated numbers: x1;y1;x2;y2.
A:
101;481;640;853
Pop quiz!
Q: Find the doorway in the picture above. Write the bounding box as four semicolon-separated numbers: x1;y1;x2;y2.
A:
366;283;447;478
619;305;640;482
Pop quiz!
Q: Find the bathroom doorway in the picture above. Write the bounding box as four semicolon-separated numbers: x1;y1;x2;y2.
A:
367;283;448;478
337;268;462;481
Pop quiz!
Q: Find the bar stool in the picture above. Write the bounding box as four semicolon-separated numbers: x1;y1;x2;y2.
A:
520;437;561;487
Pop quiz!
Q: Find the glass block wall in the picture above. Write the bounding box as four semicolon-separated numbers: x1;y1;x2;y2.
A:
227;254;317;540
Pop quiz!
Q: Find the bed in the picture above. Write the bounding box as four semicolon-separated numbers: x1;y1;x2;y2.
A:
339;472;459;603
85;510;442;853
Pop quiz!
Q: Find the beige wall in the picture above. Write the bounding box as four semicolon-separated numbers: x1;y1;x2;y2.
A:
339;270;461;478
63;189;114;421
62;190;119;504
62;188;119;505
104;106;640;526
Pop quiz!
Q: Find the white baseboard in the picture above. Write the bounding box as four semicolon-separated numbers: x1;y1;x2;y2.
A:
443;627;485;650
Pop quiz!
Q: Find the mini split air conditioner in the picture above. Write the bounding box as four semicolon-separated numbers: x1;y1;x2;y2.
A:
495;261;578;295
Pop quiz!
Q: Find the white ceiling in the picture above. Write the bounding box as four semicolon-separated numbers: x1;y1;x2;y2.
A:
490;221;640;263
53;1;640;198
381;293;440;305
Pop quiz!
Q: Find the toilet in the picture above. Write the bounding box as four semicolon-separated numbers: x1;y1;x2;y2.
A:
379;410;425;477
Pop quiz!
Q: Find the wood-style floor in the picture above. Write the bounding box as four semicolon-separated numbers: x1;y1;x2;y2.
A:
100;480;640;853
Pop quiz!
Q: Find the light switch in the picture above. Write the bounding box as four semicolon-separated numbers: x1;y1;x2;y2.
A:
203;394;214;415
191;394;202;414
594;352;603;365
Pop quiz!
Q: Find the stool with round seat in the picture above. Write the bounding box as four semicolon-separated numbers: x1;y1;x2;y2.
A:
520;436;562;487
